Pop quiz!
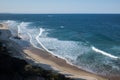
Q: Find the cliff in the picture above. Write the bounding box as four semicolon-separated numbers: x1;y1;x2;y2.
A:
0;42;74;80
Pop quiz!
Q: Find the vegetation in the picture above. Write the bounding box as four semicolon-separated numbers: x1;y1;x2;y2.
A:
0;42;74;80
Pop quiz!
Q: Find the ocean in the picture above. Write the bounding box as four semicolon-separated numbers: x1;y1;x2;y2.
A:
0;14;120;75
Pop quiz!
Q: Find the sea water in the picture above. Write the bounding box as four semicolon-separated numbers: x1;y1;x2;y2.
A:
0;14;120;75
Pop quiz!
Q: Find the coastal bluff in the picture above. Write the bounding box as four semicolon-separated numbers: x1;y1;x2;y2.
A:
0;42;74;80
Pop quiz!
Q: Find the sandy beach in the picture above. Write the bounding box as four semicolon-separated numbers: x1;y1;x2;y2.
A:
0;23;109;80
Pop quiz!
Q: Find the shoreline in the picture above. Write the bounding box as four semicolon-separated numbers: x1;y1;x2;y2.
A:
0;23;108;80
24;47;108;80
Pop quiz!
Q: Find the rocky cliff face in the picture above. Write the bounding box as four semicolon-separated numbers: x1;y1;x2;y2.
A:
0;42;74;80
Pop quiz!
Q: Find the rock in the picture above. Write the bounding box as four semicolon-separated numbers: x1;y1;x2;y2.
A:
26;76;45;80
0;24;3;27
13;36;22;40
0;42;73;80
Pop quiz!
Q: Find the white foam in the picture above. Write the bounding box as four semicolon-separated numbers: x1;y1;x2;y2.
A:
36;28;53;53
4;20;19;36
34;28;85;63
92;46;118;59
17;22;31;40
35;28;73;64
3;20;42;48
60;26;64;28
37;31;91;61
3;20;30;40
27;32;41;49
5;20;17;25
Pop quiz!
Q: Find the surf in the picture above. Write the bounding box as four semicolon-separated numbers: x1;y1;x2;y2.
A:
92;46;119;59
17;22;32;40
36;28;53;54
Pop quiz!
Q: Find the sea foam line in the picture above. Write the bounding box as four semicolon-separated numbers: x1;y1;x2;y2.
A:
35;28;76;65
17;23;21;36
92;46;118;59
27;33;41;49
36;28;53;53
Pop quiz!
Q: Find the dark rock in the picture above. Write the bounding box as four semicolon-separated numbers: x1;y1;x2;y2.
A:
13;36;22;40
0;42;74;80
0;24;3;27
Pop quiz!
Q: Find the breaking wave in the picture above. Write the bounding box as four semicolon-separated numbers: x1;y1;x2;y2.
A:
92;46;119;59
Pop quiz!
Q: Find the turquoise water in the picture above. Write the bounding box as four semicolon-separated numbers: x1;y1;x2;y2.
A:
0;14;120;75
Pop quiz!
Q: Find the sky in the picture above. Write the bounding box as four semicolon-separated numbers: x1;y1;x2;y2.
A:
0;0;120;14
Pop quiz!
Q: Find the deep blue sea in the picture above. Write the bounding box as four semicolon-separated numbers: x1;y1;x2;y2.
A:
0;14;120;75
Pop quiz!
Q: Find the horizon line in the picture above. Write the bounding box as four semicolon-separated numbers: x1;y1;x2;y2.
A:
0;12;120;14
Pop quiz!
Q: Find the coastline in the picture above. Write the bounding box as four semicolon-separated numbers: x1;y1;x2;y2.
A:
0;37;74;80
0;23;108;80
24;47;108;80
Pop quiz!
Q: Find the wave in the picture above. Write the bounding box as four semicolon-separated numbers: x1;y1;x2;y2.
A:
92;46;119;59
35;28;77;64
3;20;30;39
27;32;41;49
17;22;30;39
4;20;19;36
35;28;53;53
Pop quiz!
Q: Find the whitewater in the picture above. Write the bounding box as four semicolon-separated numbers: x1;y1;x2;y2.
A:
92;46;119;59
